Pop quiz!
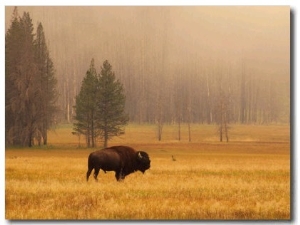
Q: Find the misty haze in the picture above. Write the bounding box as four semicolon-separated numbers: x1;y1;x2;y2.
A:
5;6;290;125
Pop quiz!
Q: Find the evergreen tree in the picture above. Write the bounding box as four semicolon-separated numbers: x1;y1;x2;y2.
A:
6;11;38;146
34;22;58;145
73;59;98;147
5;7;22;145
73;60;128;148
96;60;129;147
5;8;58;147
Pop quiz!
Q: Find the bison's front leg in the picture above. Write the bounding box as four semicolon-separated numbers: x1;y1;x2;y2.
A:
86;168;92;181
115;168;125;181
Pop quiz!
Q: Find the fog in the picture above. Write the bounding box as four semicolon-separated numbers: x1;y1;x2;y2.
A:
5;6;290;123
5;6;289;72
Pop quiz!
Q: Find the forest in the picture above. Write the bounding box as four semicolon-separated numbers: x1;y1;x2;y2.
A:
5;7;290;135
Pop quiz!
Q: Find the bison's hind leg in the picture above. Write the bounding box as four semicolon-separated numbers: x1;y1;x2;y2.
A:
93;167;100;182
86;168;93;181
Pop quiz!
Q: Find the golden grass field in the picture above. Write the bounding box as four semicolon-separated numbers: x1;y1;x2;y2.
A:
5;123;290;220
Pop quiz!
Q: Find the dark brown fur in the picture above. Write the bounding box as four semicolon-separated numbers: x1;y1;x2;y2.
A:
86;146;151;182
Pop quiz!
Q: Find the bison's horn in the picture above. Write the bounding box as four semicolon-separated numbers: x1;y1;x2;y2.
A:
138;152;143;159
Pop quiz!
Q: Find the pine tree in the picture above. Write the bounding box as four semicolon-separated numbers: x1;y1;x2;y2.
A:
5;9;58;147
5;7;22;145
96;60;129;148
5;11;38;146
73;59;98;147
34;22;58;145
73;60;128;148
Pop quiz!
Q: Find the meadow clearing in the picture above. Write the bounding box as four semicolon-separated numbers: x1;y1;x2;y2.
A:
5;123;290;220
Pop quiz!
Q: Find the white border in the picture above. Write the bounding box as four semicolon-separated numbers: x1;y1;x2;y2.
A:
1;1;298;225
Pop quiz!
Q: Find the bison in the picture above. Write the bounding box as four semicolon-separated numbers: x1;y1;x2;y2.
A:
86;145;151;182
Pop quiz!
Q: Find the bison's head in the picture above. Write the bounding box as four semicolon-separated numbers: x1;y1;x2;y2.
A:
136;151;151;173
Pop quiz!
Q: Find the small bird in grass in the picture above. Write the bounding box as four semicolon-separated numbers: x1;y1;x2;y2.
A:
172;155;176;161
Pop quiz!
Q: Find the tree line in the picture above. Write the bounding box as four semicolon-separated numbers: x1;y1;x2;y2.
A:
5;8;58;147
118;58;289;125
11;7;287;127
50;10;289;127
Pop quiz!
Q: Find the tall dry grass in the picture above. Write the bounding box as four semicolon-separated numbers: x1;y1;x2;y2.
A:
5;124;290;220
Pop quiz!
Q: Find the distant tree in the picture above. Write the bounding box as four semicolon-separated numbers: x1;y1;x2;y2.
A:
187;102;192;142
174;74;184;141
34;22;58;145
240;63;246;124
73;59;98;147
216;89;230;142
96;60;129;148
156;95;164;142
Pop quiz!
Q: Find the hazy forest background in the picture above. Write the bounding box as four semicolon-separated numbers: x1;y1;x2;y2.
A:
5;6;290;127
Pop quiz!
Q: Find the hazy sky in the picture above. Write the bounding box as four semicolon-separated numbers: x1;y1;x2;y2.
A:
5;6;290;80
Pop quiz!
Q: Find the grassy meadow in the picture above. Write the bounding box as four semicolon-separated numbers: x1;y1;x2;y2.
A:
5;123;290;220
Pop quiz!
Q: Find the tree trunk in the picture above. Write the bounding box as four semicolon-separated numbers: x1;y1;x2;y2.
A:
219;121;223;142
104;132;108;148
178;116;181;141
28;132;32;147
187;106;192;142
91;118;95;147
43;128;47;145
188;122;191;142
